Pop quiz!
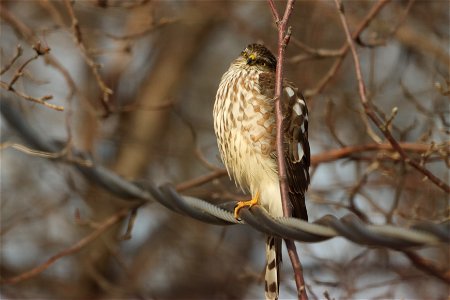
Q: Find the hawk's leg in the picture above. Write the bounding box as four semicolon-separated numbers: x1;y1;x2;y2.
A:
234;191;260;219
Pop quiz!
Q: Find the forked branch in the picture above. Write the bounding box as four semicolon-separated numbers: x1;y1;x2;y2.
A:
333;0;449;194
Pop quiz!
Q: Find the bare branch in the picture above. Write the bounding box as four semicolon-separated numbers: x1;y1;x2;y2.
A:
0;45;23;76
0;141;91;166
104;17;176;40
63;0;113;114
1;208;129;285
0;82;64;111
176;169;228;192
268;1;308;299
0;1;447;297
333;0;449;194
304;0;390;97
0;5;77;100
402;250;450;284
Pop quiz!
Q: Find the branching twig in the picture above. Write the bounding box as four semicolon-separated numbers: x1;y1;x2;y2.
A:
175;142;440;192
1;208;130;285
0;45;23;76
402;250;450;284
0;81;64;111
333;0;450;194
0;141;91;166
310;142;440;166
176;169;228;192
304;0;390;97
63;0;113;114
5;44;45;86
104;17;176;40
357;0;415;47
0;5;77;100
0;42;64;111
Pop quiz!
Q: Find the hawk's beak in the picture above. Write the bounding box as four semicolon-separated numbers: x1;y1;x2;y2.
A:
247;53;256;65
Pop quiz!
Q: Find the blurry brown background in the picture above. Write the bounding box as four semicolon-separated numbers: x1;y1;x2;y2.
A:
0;0;449;299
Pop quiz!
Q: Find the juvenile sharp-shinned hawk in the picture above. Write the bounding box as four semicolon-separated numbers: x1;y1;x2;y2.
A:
213;44;310;300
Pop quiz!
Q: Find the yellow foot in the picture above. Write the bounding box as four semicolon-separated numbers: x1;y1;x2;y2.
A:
234;192;260;219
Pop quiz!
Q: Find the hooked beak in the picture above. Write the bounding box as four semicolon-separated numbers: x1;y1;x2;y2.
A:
247;53;256;65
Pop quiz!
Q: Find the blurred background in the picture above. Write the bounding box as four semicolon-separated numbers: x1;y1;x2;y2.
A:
0;0;448;299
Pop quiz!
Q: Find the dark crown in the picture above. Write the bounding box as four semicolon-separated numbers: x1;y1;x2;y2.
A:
241;43;277;70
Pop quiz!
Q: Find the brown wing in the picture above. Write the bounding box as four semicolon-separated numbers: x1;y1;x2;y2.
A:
282;85;310;221
258;73;310;220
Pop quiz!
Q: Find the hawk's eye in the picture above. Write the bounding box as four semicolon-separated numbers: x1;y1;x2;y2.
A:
253;59;266;67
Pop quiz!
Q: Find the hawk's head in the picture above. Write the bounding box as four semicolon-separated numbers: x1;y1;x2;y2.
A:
235;43;277;72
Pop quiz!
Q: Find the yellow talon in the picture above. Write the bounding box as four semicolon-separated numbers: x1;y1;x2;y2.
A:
234;191;260;219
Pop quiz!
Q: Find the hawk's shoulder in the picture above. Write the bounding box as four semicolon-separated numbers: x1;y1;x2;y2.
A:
258;72;275;98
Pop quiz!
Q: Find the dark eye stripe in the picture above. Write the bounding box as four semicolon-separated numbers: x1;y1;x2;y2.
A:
256;58;275;68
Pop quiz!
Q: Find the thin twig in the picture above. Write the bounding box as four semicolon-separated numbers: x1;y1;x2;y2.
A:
104;17;176;40
7;49;43;88
120;206;141;240
169;142;440;194
0;82;64;111
304;0;390;97
176;169;228;192
324;99;346;147
333;0;449;194
0;45;23;76
0;42;64;111
267;0;295;231
285;239;307;299
0;5;77;100
0;141;92;166
310;142;439;166
173;142;439;192
358;0;415;47
63;0;113;114
267;1;308;299
1;208;129;285
402;250;450;284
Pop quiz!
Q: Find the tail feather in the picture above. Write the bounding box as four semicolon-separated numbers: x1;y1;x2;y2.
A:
265;235;282;300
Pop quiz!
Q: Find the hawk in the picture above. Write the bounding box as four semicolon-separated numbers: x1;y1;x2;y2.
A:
213;44;310;300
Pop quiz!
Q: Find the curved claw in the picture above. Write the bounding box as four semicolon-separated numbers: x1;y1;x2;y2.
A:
234;192;260;219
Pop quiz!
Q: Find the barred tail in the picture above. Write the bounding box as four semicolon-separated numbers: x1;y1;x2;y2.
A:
265;235;282;300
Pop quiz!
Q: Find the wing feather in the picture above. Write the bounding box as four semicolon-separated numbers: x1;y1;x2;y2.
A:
283;85;310;221
258;73;310;221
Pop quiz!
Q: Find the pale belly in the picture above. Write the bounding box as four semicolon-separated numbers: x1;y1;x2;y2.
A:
214;67;283;216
